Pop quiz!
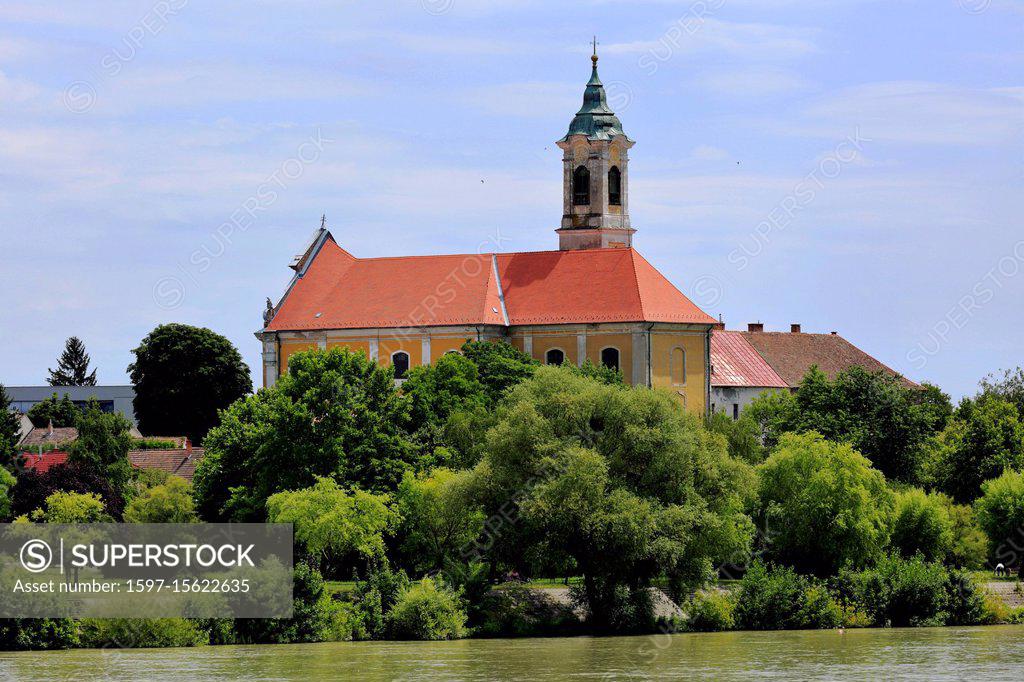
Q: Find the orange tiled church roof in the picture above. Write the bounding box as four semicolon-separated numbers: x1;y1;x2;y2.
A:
265;235;715;331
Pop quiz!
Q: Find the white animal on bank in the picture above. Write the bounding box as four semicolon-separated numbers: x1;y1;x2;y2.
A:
995;563;1006;577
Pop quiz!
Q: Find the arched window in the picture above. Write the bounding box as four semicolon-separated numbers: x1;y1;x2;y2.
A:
600;347;620;372
391;351;410;379
608;166;622;206
572;165;590;205
545;348;565;366
670;347;686;386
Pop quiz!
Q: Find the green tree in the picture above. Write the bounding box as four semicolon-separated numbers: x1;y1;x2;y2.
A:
473;367;755;629
1;384;22;469
980;367;1024;416
745;388;800;451
889;488;953;563
386;576;467;640
928;396;1024;503
974;469;1024;577
459;340;537;406
128;323;252;444
26;393;80;429
568;359;625;386
0;467;15;521
756;432;894;576
267;477;397;575
123;476;199;523
47;336;97;386
29;491;112;523
733;561;841;630
396;468;486;574
195;348;415;521
707;411;767;464
68;400;134;494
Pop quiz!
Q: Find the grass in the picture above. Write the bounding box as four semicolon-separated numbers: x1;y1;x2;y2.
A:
970;570;1022;583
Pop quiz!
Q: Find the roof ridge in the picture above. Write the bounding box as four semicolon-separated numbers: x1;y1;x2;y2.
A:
627;248;646;319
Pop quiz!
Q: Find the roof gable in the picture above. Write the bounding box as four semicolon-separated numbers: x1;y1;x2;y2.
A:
711;331;788;388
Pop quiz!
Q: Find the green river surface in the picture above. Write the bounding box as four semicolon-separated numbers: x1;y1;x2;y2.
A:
1;626;1023;681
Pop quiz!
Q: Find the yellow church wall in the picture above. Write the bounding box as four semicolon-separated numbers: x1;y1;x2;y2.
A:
429;336;469;361
586;333;633;384
650;332;707;413
378;337;422;369
531;334;578;367
327;340;370;357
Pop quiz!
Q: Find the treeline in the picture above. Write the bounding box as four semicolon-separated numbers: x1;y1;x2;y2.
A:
2;336;1024;647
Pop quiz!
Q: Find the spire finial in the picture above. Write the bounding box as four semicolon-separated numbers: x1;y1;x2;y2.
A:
320;213;327;229
591;36;599;65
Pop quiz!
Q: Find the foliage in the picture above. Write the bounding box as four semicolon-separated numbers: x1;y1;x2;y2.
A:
939;497;989;570
10;460;125;520
0;467;14;521
396;468;485;574
568;359;625;386
266;477;397;574
756;432;894;575
131;438;179;450
349;564;410;640
26;393;80;429
128;323;252;445
79;618;208;648
889;488;953;563
0;384;22;469
684;590;736;632
980;367;1024;416
195;348;415;521
733;562;841;630
68;400;134;493
974;469;1024;575
386;576;468;640
0;619;80;650
232;562;347;644
927;396;1024;503
29;491;112;523
835;554;985;627
749;367;946;484
707;412;767;464
459;340;537;406
745;389;800;451
474;368;755;630
47;336;97;386
123;476;199;523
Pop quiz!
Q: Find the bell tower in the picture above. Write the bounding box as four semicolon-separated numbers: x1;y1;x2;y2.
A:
556;41;635;251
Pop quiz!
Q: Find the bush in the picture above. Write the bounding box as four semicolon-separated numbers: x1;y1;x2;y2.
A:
733;562;841;630
387;577;467;640
232;562;344;644
685;590;736;632
123;476;198;523
0;619;80;650
974;469;1024;575
79;618;208;648
349;564;410;640
889;488;953;562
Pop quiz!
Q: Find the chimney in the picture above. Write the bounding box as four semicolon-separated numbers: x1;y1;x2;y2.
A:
790;324;801;333
712;314;725;331
46;419;54;437
831;331;838;335
748;322;764;333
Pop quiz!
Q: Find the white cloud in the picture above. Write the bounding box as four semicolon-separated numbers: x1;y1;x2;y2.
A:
696;68;808;96
604;18;819;61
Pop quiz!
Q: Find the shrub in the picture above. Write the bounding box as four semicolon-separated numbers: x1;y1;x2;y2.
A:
131;438;179;450
232;562;347;644
944;568;987;626
387;577;467;640
0;619;80;650
733;562;841;630
685;590;736;632
349;564;410;639
889;488;953;562
123;476;198;523
79;618;208;648
975;469;1024;575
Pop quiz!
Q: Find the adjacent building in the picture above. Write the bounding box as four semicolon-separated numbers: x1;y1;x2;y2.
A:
5;385;137;426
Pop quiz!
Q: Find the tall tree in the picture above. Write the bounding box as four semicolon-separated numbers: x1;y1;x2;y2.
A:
47;336;97;386
128;324;252;444
0;384;22;470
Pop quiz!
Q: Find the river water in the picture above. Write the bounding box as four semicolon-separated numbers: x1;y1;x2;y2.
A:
2;626;1023;681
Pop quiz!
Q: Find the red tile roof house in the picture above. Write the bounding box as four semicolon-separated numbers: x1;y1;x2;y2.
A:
710;322;916;419
18;436;205;483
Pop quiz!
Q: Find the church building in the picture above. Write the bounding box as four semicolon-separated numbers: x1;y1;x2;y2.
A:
258;51;717;414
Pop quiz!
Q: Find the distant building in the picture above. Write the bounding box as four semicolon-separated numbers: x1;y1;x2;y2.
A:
5;385;137;426
711;323;915;418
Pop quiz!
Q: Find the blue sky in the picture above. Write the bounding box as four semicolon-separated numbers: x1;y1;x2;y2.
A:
0;0;1021;400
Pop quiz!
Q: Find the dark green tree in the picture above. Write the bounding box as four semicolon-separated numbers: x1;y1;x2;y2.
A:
26;393;80;428
1;384;22;469
128;324;252;444
68;400;134;494
47;336;97;386
460;340;537;406
194;348;416;521
979;367;1024;416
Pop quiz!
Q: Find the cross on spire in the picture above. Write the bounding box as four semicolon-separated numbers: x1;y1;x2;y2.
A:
320;213;327;229
591;36;599;64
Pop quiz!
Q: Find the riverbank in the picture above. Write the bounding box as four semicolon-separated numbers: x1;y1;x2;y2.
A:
2;625;1023;681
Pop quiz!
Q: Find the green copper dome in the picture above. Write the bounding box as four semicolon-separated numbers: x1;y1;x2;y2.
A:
562;56;629;142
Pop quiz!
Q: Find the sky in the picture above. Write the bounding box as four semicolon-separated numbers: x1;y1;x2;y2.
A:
0;0;1021;400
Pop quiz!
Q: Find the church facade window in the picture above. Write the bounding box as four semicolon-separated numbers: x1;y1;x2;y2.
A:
601;347;620;371
572;166;590;205
392;351;410;379
608;166;621;206
545;348;565;366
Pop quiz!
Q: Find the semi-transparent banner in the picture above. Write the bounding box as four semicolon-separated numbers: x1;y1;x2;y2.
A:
0;523;293;618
